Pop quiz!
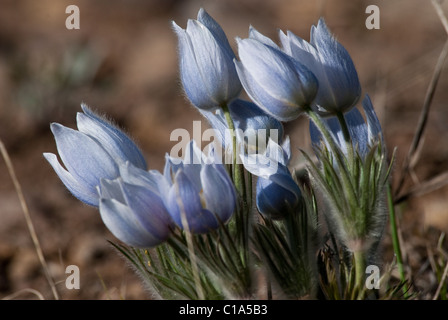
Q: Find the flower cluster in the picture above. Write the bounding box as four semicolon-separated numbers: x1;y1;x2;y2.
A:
45;8;390;300
45;105;236;248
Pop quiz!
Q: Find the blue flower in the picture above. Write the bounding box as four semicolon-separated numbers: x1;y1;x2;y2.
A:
162;141;237;233
241;137;301;219
279;18;361;115
200;98;284;155
172;8;242;111
309;94;383;159
43;104;147;207
235;35;318;122
98;163;174;248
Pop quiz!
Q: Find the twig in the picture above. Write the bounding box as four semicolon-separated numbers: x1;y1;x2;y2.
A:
395;1;448;197
2;288;45;300
433;0;448;35
0;139;60;300
433;260;448;300
395;171;448;204
394;39;448;197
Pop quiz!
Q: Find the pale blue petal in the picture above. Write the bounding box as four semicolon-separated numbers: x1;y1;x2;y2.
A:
256;173;300;219
311;19;361;111
236;38;317;120
280;29;319;59
99;198;165;248
197;8;233;56
187;20;230;104
235;59;302;122
256;178;293;216
229;99;284;143
180;140;204;192
79;105;147;170
119;181;172;241
50;123;119;197
345;107;369;157
269;171;301;200
200;164;236;223
249;26;280;49
172;22;217;110
362;94;383;145
167;170;219;233
43;153;99;206
199;109;230;149
237;38;307;105
99;178;125;203
118;162;161;194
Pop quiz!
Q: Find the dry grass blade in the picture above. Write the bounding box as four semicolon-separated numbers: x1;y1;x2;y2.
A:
395;171;448;204
395;1;448;197
433;261;448;300
433;0;448;35
0;139;60;300
394;39;448;197
2;288;45;300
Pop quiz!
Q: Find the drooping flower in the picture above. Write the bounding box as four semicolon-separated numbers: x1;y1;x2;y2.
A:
98;163;174;248
235;35;318;122
172;8;242;111
162;140;237;233
241;137;301;219
279;18;361;115
43;104;147;207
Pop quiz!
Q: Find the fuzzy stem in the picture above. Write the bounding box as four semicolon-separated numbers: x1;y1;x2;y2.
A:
335;111;351;144
306;109;358;212
353;250;366;299
221;104;243;195
221;103;251;275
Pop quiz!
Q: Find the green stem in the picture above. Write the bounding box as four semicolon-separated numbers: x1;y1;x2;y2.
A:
306;109;358;212
335;111;351;144
353;250;366;299
387;183;408;296
221;103;250;271
335;110;355;168
222;104;244;196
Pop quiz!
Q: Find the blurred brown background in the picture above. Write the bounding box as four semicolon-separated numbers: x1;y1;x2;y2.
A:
1;0;448;299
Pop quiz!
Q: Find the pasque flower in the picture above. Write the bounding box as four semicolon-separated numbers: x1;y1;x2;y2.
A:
235;36;318;122
172;8;241;111
43;104;147;207
306;94;387;256
279;18;361;115
98;163;174;248
162;140;237;233
241;137;301;219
